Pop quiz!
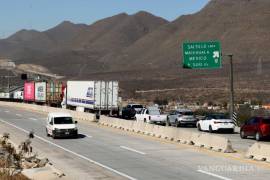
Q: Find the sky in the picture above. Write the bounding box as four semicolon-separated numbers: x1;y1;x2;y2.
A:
0;0;210;39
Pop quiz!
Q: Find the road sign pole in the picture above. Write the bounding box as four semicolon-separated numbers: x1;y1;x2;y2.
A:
8;70;10;93
228;54;234;120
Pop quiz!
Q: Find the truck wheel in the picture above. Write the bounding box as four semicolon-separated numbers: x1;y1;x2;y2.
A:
52;132;56;139
144;118;146;123
209;126;213;133
197;124;202;131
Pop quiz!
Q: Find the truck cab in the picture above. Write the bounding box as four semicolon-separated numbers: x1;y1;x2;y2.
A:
122;104;143;119
46;112;78;138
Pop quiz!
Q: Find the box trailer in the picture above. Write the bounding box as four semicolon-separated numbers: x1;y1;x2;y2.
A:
65;81;119;112
46;81;65;106
13;91;23;99
35;82;46;102
24;82;35;101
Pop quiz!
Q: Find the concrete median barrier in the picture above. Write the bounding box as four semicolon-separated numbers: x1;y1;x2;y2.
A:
96;117;235;153
132;121;146;133
246;143;270;162
175;130;193;144
160;126;178;141
152;124;164;138
143;123;155;136
191;133;235;153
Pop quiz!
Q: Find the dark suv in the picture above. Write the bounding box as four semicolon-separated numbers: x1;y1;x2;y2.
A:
240;117;270;141
122;104;143;119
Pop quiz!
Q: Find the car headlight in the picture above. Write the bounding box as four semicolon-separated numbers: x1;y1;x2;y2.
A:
54;128;60;131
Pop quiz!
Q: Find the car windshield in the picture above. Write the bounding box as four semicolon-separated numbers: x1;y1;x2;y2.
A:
54;117;73;124
262;118;270;124
133;105;143;109
210;114;227;119
149;110;161;115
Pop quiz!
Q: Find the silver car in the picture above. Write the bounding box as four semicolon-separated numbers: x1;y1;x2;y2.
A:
167;109;197;127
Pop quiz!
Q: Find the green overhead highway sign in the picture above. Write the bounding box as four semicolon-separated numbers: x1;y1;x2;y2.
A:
182;41;221;69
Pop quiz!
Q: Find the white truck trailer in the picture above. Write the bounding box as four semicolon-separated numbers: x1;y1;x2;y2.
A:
63;81;119;114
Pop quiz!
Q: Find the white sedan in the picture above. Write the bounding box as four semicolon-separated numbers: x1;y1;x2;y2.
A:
197;114;235;133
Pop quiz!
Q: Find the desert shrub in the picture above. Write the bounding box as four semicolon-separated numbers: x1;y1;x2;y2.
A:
237;104;252;126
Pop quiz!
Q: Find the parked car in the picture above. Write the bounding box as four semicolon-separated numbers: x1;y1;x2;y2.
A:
122;104;143;119
240;117;270;141
167;109;197;127
135;106;167;125
46;112;78;138
197;113;235;133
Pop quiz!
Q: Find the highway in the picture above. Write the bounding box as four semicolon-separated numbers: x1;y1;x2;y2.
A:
1;105;270;180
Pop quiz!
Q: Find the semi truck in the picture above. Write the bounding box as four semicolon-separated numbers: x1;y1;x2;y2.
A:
62;81;120;114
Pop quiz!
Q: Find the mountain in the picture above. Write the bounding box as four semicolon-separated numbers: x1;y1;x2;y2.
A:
6;12;168;77
1;0;270;103
44;21;88;48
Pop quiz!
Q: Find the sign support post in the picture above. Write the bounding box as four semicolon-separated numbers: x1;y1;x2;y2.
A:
228;54;234;120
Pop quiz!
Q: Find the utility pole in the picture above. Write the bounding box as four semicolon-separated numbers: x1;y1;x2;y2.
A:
228;54;234;119
7;70;10;94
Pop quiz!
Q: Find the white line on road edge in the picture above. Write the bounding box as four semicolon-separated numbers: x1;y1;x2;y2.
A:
85;134;93;138
197;170;232;180
29;118;37;121
120;146;146;155
16;114;22;117
0;119;137;180
4;110;9;113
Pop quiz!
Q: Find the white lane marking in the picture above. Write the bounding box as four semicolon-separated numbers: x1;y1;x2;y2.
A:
4;110;9;113
0;119;136;180
120;146;146;155
197;170;232;180
29;118;37;121
16;114;22;117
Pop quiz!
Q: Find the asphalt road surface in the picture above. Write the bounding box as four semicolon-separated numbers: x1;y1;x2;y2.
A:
1;105;270;180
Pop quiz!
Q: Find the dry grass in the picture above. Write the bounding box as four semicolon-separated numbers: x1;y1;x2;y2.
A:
0;133;29;180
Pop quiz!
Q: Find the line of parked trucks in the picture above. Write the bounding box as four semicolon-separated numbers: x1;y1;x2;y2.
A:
10;80;120;114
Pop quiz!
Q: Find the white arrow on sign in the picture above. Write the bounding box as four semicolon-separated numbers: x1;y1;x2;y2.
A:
213;51;220;58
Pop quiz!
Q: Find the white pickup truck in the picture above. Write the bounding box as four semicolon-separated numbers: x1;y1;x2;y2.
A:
135;106;167;125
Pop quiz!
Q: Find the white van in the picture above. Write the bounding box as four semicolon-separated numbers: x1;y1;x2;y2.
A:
46;112;78;138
